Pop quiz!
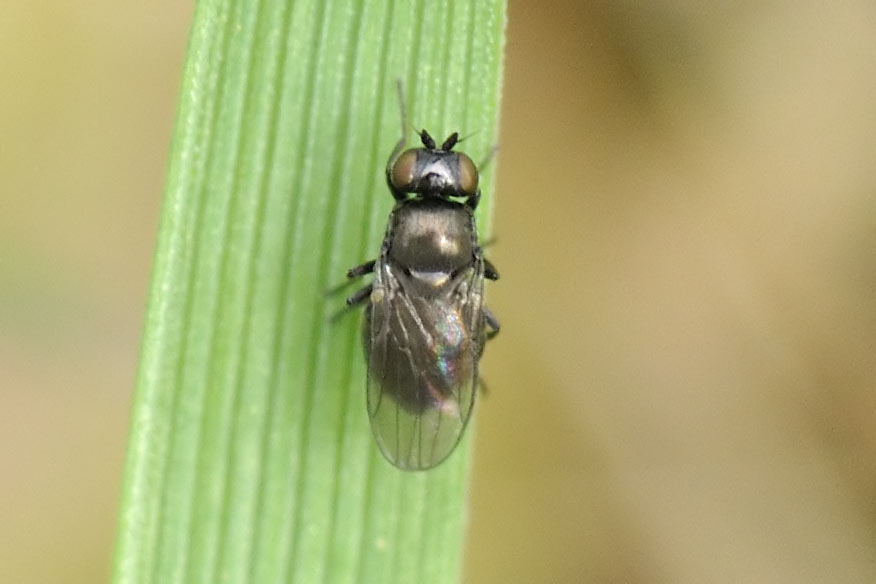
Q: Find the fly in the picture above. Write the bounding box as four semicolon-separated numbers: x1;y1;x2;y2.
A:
345;87;499;470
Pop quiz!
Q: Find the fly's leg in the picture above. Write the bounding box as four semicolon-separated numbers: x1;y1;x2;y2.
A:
324;259;373;298
345;259;376;307
347;259;375;280
483;259;500;339
484;258;499;281
346;283;373;307
466;189;481;211
484;306;500;340
464;145;499;211
463;140;498;210
477;307;501;398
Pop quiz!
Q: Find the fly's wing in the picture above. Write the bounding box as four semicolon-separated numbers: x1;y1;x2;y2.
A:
366;265;484;470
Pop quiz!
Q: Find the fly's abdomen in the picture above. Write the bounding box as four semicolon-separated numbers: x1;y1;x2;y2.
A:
364;291;477;470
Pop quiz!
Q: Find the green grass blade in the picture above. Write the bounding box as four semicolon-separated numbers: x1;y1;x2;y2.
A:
112;1;506;583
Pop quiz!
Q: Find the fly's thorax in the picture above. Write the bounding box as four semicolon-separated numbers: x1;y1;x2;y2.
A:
387;198;475;280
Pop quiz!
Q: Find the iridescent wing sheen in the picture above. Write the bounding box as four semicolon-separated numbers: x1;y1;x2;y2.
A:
365;260;485;470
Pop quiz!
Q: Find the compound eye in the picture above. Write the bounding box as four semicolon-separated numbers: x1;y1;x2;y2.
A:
390;149;419;191
456;152;479;196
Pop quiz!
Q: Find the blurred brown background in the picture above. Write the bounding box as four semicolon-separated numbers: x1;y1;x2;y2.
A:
2;1;875;582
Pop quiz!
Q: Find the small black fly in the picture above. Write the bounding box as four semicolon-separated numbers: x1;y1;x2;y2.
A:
346;87;499;470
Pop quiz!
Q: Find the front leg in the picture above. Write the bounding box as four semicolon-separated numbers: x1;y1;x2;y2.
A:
345;259;376;307
465;189;481;211
347;259;375;280
484;258;499;281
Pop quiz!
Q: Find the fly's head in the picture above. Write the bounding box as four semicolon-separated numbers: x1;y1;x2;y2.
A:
388;130;479;201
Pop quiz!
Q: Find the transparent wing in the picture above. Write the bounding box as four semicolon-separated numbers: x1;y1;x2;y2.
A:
365;265;484;470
